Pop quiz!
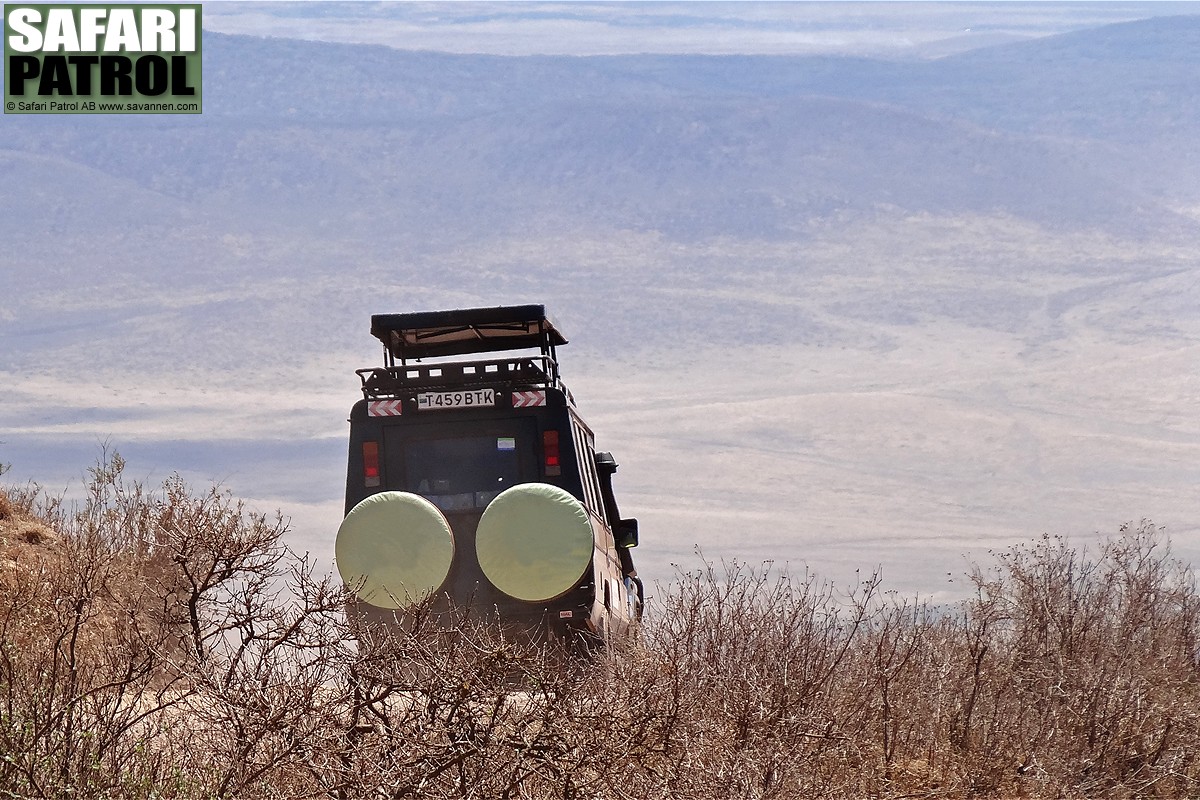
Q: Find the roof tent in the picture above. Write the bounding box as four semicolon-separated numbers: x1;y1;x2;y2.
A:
371;304;568;363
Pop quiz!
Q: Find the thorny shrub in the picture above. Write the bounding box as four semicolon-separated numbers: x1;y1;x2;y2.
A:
1;454;1198;799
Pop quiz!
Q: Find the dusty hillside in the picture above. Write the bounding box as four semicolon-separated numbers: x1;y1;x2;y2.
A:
1;459;1199;798
0;489;54;549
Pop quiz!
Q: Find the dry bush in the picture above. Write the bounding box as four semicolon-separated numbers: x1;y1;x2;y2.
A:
635;560;880;798
0;453;347;798
0;458;190;797
317;622;591;798
2;453;1198;799
602;528;1200;799
941;525;1200;797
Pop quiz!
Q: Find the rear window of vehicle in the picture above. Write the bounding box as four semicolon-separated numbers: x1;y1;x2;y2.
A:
401;434;526;512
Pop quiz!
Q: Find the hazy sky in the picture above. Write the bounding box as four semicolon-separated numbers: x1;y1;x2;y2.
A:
203;2;1200;57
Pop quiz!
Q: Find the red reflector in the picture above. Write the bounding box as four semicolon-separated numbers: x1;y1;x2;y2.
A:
543;430;561;476
363;441;381;487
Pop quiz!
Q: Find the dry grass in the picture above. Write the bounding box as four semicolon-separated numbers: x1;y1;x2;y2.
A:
1;453;1197;799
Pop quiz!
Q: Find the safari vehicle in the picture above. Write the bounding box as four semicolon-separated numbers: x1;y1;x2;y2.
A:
336;304;642;647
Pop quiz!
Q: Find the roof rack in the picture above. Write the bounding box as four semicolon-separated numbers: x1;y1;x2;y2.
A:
370;304;567;362
360;305;573;401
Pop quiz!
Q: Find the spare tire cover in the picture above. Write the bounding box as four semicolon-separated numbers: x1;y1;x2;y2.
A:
475;483;593;602
335;491;455;609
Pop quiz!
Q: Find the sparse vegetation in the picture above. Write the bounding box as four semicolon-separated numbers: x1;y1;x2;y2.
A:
1;455;1197;798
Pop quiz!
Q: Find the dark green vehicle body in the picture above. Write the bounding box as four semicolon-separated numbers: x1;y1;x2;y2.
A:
341;305;641;643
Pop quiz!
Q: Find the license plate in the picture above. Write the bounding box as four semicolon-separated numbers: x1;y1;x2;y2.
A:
417;389;495;410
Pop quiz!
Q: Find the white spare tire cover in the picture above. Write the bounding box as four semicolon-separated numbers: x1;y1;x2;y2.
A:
335;491;455;609
475;483;593;602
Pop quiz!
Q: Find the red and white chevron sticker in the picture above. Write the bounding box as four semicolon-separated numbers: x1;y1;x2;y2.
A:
511;390;546;408
368;399;403;417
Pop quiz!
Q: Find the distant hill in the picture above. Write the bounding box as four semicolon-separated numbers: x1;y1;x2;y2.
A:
2;17;1200;244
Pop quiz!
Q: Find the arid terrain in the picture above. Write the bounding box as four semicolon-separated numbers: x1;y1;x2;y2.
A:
2;456;1197;798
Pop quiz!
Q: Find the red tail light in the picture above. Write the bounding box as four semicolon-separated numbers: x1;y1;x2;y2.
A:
363;441;381;488
543;430;561;476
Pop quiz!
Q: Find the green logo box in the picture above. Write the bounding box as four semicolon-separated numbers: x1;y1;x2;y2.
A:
4;3;201;114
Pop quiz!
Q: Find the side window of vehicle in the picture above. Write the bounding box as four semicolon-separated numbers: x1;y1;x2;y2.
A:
583;439;605;524
570;419;605;523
